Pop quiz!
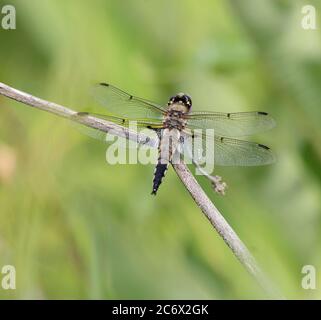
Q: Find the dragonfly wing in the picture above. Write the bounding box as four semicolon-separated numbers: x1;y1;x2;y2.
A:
182;129;276;166
213;136;276;166
91;83;166;119
71;112;160;149
178;130;215;170
186;111;276;137
75;112;164;129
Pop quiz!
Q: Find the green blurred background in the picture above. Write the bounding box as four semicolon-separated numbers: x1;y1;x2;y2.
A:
0;0;321;299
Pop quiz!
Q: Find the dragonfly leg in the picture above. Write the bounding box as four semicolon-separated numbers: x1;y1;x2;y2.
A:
209;175;228;196
192;159;227;196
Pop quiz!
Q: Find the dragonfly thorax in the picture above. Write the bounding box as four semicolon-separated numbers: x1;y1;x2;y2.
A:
163;108;188;130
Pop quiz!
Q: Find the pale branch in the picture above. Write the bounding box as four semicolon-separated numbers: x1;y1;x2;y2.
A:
0;82;280;297
173;162;278;296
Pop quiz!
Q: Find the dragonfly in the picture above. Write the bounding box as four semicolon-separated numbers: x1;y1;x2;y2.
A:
73;83;276;195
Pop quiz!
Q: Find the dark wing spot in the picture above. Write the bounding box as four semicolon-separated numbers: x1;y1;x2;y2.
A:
227;113;231;118
258;143;270;150
76;112;89;116
258;111;268;115
129;95;133;100
220;137;224;143
99;82;109;87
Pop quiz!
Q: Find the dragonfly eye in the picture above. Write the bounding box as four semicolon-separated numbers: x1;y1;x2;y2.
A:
168;96;176;105
167;94;192;111
184;95;192;108
168;93;192;108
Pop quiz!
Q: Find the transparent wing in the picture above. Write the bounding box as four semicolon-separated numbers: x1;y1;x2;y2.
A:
186;111;276;137
91;83;166;119
182;129;276;166
70;112;160;149
74;112;164;129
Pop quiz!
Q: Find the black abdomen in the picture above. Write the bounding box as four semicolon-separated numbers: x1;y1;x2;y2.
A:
151;162;169;195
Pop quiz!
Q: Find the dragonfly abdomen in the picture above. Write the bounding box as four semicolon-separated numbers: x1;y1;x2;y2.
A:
151;128;181;195
151;162;169;195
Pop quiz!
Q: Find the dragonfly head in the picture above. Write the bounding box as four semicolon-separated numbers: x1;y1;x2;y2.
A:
168;93;192;111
